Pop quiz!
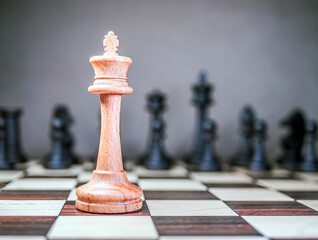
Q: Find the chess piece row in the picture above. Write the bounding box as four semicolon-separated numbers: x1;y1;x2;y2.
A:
232;107;318;172
137;73;221;171
138;72;318;172
0;104;79;170
1;73;317;172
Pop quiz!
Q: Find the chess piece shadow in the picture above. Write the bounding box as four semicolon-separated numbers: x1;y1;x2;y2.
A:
249;119;271;171
301;120;318;172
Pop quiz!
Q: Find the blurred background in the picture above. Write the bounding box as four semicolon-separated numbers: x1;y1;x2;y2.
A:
0;0;318;161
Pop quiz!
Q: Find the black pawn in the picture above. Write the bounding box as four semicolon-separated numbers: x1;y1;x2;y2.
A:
197;119;221;171
0;116;12;169
187;72;213;164
232;106;256;167
139;90;167;165
53;105;79;164
279;109;306;170
147;90;165;119
301;120;318;172
0;108;26;165
249;120;271;171
144;117;172;170
44;117;72;169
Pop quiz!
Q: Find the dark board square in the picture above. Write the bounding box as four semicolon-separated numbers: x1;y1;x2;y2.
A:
152;216;260;236
60;201;150;216
246;171;296;180
76;182;86;188
226;201;318;216
204;183;262;188
281;191;318;200
0;216;56;235
144;191;217;200
272;239;318;240
0;190;70;200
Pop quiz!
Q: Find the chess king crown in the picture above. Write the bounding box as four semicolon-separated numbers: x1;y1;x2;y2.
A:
88;31;133;95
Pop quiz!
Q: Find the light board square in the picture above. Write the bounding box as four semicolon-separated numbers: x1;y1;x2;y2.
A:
0;200;65;216
243;216;318;238
209;188;293;201
3;178;77;190
146;200;238;216
0;171;23;182
257;179;318;191
139;179;206;191
47;216;158;239
191;172;252;183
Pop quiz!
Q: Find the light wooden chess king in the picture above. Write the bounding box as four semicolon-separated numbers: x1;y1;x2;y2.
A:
75;31;143;213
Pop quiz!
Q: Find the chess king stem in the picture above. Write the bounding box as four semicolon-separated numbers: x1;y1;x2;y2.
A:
97;94;123;171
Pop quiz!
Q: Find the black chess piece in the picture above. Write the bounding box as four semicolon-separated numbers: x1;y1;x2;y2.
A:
279;109;306;170
0;116;12;169
301;120;318;172
0;108;26;165
138;90;168;166
187;72;213;165
146;90;166;119
44;117;72;169
53;105;79;164
232;105;256;167
143;117;172;170
249;120;271;171
197;119;221;171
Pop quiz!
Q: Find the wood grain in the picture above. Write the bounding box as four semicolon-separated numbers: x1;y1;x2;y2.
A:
0;216;56;235
226;201;318;216
75;31;142;213
144;191;217;200
152;216;260;236
0;190;69;200
281;191;318;200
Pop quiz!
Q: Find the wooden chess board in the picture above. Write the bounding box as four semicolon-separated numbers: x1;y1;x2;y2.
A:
0;160;318;239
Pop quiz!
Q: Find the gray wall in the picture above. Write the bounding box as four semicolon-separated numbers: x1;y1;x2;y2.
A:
1;0;318;161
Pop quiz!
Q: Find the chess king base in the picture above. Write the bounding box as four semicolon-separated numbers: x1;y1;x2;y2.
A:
76;170;142;213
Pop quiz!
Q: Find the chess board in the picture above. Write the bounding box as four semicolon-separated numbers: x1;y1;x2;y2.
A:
1;160;318;240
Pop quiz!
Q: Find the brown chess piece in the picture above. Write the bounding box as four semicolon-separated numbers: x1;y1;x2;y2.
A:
76;31;142;213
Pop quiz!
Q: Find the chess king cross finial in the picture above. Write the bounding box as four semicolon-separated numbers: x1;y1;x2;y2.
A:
103;31;119;56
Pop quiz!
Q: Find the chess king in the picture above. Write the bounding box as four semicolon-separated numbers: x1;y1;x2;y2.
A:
76;31;143;213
